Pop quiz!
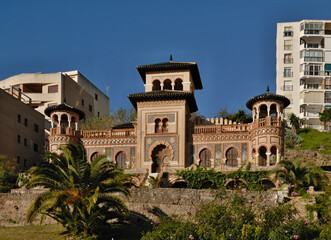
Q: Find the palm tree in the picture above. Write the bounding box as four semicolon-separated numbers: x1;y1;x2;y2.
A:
273;159;327;191
26;143;129;238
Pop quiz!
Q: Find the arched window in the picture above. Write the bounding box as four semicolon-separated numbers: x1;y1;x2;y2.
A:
199;148;211;167
71;116;76;129
162;118;168;133
174;79;183;90
60;114;68;134
152;80;161;91
151;144;170;173
270;146;277;165
259;104;268;118
155;118;162;133
163;79;172;90
116;151;127;169
90;152;99;162
226;147;238;167
270;104;277;118
52;114;59;127
258;146;267;166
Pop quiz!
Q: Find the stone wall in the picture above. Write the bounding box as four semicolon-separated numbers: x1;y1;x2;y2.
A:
0;188;284;227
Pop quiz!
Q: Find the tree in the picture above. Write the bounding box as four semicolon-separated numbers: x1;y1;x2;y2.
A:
288;113;300;134
26;143;129;238
227;110;253;123
0;155;18;192
273;159;327;191
80;107;136;130
319;108;331;131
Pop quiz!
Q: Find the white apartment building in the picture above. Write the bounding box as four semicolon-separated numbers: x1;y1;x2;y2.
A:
276;20;331;130
0;71;110;129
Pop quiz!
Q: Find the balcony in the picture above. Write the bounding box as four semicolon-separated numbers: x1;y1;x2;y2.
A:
300;71;324;79
81;128;136;138
300;112;320;119
193;124;250;134
303;57;323;62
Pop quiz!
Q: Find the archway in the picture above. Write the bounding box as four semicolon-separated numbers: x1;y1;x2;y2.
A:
151;144;171;173
270;104;277;118
258;146;267;166
60;114;68;134
152;80;161;91
174;79;183;90
155;118;162;133
257;179;276;190
163;79;172;90
226;147;238;167
90;152;99;162
116;151;127;169
270;146;277;166
259;104;268;118
199;148;211;167
172;181;187;188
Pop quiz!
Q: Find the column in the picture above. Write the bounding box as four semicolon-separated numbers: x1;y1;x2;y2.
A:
171;83;175;90
266;152;271;166
161;84;164;90
276;148;280;164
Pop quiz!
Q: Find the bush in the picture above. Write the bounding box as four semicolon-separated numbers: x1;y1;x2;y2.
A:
141;191;322;240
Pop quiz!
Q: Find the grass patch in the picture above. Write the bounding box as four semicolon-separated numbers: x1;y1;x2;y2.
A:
0;224;63;240
295;128;331;155
0;223;150;240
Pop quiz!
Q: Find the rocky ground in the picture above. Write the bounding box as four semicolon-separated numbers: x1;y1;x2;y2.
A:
284;149;331;166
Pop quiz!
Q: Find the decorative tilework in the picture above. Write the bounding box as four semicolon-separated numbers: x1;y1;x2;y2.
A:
242;144;247;165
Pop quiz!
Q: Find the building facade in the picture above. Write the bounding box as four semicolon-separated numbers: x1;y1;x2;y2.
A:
0;88;45;170
0;71;110;128
46;61;290;180
276;20;331;130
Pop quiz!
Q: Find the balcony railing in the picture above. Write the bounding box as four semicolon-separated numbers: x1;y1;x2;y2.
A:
282;85;293;91
50;127;79;137
81;128;136;138
283;72;293;77
304;57;323;62
283;58;293;64
303;70;324;76
303;29;323;35
193;124;250;134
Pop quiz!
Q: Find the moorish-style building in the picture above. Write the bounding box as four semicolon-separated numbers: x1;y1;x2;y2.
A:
45;61;290;179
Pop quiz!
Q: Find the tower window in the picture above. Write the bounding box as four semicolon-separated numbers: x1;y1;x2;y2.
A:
89;104;93;112
174;79;183;90
17;135;21;143
17;156;20;164
82;99;85;106
163;79;172;90
18;114;21;123
24;118;28;127
95;93;98;100
152;80;161;91
24;138;28;146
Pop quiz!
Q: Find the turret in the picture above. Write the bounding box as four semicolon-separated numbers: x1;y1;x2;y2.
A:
45;103;85;155
246;91;290;168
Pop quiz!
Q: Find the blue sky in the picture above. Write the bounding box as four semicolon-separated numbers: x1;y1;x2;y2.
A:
1;0;331;117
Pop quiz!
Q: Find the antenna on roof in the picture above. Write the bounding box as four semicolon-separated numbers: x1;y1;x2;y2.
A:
169;54;173;62
106;86;110;96
266;86;270;93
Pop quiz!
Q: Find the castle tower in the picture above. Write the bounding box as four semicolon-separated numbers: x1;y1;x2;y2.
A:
128;61;202;173
45;104;85;155
246;92;290;168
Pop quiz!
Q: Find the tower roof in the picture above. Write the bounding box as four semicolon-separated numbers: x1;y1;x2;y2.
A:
136;62;203;89
128;90;198;113
44;103;85;119
246;92;290;110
